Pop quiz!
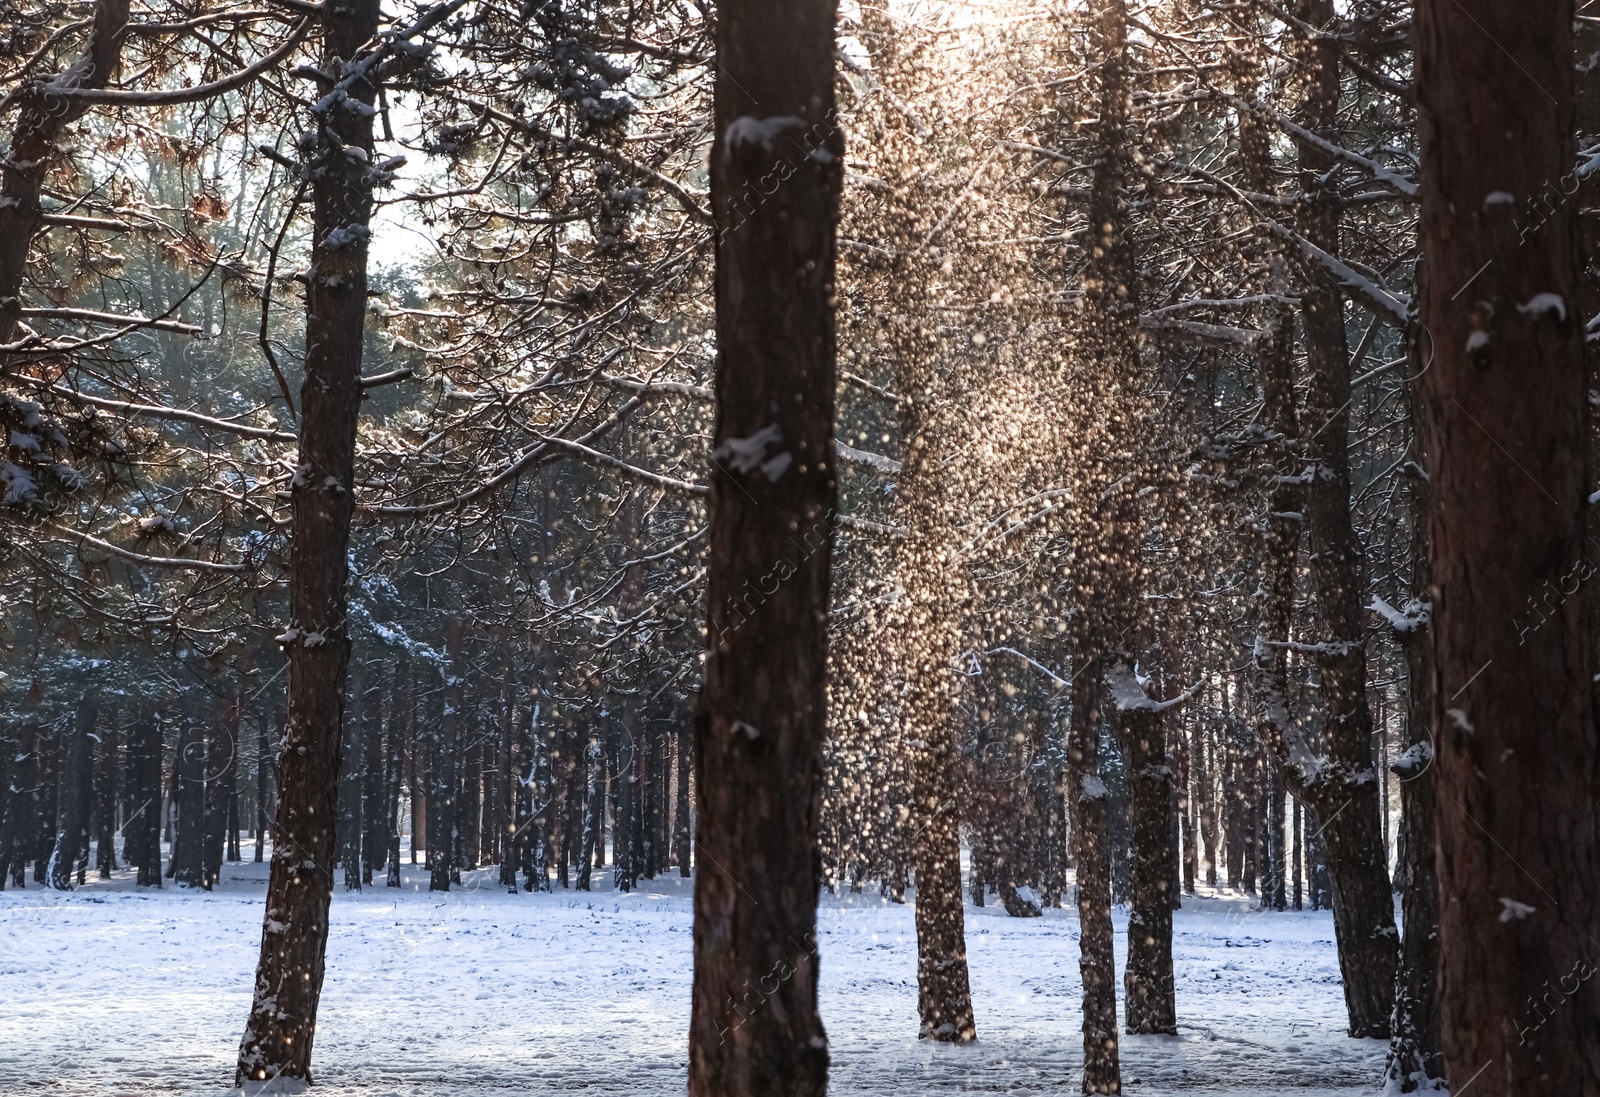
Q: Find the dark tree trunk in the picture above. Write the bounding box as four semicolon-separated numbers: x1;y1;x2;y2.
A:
0;0;128;347
204;703;239;890
529;706;553;891
49;697;96;890
501;702;525;891
1069;671;1121;1093
1307;814;1331;911
1291;795;1303;911
363;664;387;883
580;734;601;892
95;715;117;878
127;710;163;887
460;714;481;873
385;693;404;889
1119;696;1176;1034
1286;0;1398;1038
1384;491;1443;1091
429;722;456;892
33;728;56;883
611;721;635;892
169;716;205;887
1414;0;1600;1086
341;666;365;890
557;722;577;888
236;0;387;1079
688;2;838;1090
255;717;269;864
0;724;24;888
1267;773;1286;911
1197;717;1217;888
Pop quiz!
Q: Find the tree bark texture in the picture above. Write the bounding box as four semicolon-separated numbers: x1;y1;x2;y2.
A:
1415;0;1600;1089
687;2;839;1092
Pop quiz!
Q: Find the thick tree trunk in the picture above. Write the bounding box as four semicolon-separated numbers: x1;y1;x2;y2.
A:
1415;0;1600;1088
236;0;381;1079
687;2;838;1090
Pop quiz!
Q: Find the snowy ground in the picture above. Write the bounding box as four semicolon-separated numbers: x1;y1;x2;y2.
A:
0;848;1385;1096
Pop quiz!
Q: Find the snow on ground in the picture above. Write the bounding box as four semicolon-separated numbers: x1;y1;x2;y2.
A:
0;847;1385;1096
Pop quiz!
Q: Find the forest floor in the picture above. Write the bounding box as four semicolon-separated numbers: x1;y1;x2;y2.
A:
0;848;1386;1096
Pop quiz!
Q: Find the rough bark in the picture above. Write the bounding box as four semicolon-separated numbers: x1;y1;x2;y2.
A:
1081;0;1172;1046
236;0;382;1079
687;1;838;1090
1414;0;1600;1087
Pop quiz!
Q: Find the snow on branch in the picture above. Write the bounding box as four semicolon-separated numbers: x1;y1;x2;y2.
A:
1138;313;1263;349
1369;595;1431;634
834;438;901;474
1230;96;1417;198
1105;662;1202;713
1257;218;1410;325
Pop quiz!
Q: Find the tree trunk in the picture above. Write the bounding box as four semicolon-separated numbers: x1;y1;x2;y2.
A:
363;664;387;883
1288;0;1398;1037
688;2;838;1090
169;715;205;887
48;697;96;890
0;724;24;888
204;703;238;890
385;687;404;888
236;0;383;1078
255;717;269;864
1291;795;1302;911
95;715;117;878
1070;670;1121;1093
1415;0;1600;1086
580;733;601;892
1384;521;1443;1090
1121;701;1176;1034
675;719;692;877
0;0;129;347
129;710;162;887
